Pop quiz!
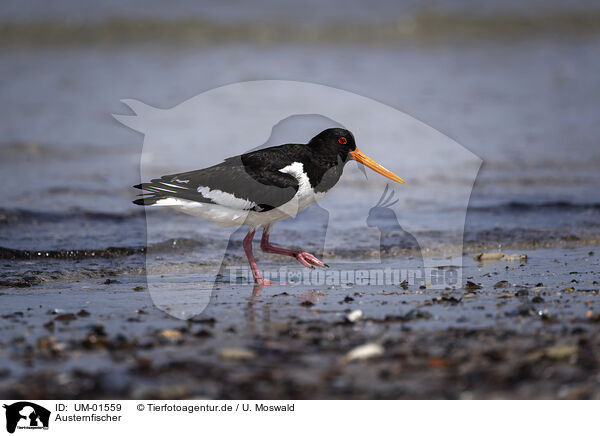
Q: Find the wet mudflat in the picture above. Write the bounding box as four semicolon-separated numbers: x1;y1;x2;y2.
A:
0;246;598;399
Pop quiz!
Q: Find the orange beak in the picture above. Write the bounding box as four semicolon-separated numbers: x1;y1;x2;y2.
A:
349;148;405;184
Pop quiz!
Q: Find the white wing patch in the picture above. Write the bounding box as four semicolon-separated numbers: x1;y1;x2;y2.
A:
278;161;325;213
197;186;257;210
279;162;311;196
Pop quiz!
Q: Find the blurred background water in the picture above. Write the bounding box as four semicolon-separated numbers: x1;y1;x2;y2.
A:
1;0;599;252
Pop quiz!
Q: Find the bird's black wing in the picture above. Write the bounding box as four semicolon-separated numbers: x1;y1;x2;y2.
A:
134;150;300;212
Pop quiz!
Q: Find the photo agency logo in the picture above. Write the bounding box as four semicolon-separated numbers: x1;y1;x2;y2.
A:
114;80;481;319
3;402;50;434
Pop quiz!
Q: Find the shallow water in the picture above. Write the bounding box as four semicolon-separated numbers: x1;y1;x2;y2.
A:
1;35;600;254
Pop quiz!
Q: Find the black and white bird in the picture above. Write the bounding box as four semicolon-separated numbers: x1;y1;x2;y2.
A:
133;128;404;284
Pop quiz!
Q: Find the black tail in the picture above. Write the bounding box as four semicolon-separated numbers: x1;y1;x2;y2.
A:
132;184;165;206
133;197;162;206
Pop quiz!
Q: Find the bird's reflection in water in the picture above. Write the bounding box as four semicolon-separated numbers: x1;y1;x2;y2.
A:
250;281;267;298
245;286;321;339
244;288;270;336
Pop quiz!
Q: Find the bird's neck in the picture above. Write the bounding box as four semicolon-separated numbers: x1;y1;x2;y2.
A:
305;145;349;193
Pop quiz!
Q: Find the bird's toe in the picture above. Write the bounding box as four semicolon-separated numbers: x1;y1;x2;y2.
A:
297;252;327;268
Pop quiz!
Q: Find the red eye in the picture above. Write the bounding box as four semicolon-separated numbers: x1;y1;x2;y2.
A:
338;137;347;145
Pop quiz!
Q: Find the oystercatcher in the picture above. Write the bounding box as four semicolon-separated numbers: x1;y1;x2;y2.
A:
133;128;404;284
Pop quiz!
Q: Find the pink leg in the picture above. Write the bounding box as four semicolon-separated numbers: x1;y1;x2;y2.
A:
243;230;275;285
260;230;328;269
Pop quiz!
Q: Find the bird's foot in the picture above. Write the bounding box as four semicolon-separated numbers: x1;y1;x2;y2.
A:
294;251;328;269
255;277;277;285
259;233;328;269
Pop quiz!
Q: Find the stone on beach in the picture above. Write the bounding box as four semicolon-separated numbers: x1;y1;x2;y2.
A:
344;343;384;362
219;348;256;361
158;329;181;341
473;252;528;262
345;310;363;323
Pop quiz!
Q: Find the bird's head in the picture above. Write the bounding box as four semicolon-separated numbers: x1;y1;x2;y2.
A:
309;128;405;184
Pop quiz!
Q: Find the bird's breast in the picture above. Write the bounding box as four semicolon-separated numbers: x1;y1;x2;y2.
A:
278;161;326;210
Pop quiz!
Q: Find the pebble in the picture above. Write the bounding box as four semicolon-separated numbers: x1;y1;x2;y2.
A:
537;309;555;321
545;345;578;360
474;252;505;261
506;302;535;317
515;288;529;297
433;296;461;304
54;313;77;322
465;281;482;291
36;337;65;354
503;254;528;262
344;343;384;362
473;253;528;262
158;329;181;341
345;310;363;323
401;309;432;321
219;348;256;360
